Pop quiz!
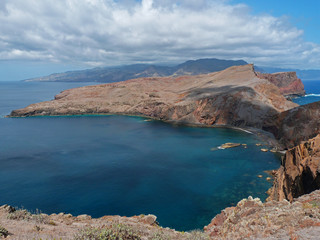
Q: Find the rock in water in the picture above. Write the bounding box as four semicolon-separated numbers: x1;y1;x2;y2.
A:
219;143;241;149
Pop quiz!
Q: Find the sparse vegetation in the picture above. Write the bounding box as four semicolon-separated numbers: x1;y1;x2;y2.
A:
7;207;49;224
186;230;210;240
7;208;32;220
151;231;171;240
74;224;142;240
0;225;9;238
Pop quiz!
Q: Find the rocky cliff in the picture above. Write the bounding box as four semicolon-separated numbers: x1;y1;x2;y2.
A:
267;134;320;202
263;101;320;149
257;71;305;97
10;65;297;130
205;190;320;239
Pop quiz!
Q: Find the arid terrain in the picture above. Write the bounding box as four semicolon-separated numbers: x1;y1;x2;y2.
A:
6;65;320;239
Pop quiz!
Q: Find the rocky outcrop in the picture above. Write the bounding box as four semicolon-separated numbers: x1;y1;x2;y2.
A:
9;65;297;130
257;72;305;97
3;190;320;239
205;190;320;239
267;134;320;202
263;101;320;149
0;205;199;240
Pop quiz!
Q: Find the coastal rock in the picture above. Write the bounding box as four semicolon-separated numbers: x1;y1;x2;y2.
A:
267;134;320;202
9;65;297;130
3;190;320;239
264;101;320;149
257;71;305;97
205;190;320;239
0;205;194;239
219;143;241;149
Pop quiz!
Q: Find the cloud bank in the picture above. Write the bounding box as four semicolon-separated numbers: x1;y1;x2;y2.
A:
0;0;319;69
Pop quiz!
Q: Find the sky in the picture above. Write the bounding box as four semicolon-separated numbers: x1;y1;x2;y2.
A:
1;0;320;81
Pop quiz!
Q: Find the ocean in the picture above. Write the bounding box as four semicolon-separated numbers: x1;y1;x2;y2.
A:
0;80;318;231
292;80;320;105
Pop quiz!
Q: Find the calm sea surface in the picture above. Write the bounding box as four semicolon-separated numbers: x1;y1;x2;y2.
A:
0;81;286;231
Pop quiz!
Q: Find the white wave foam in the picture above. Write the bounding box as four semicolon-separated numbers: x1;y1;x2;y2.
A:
305;94;320;97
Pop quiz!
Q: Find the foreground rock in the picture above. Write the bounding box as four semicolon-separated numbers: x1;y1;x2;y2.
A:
205;190;320;239
3;190;320;239
257;71;305;98
9;65;297;131
0;205;206;240
268;134;320;202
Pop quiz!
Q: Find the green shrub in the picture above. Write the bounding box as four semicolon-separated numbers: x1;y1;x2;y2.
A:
74;223;141;240
0;225;9;237
151;231;170;240
7;208;32;220
186;230;210;240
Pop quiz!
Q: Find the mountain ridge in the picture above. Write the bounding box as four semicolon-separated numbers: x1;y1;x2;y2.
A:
24;58;248;83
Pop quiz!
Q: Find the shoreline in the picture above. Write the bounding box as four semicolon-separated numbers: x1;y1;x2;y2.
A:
7;111;283;150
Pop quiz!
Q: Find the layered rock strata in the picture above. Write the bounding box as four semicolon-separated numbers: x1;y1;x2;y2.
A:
9;65;297;130
268;134;320;202
257;71;305;97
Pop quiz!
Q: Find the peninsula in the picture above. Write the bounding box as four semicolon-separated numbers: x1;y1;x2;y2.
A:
7;64;320;239
10;64;298;133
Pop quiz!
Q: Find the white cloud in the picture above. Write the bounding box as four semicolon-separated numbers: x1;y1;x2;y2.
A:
0;0;319;69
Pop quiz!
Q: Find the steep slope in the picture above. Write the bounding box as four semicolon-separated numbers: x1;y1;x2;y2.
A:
267;134;320;202
257;72;305;97
10;65;297;130
263;101;320;149
205;190;320;239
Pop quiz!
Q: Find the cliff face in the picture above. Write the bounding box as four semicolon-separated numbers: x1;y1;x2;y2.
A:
267;134;320;202
263;101;320;149
257;72;305;97
10;65;297;130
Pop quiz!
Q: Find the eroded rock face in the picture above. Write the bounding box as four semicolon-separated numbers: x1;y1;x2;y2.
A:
205;190;320;239
264;101;320;149
9;65;297;130
257;71;305;97
267;134;320;202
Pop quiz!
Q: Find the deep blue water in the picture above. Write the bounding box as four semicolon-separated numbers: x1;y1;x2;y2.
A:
293;80;320;105
0;81;281;231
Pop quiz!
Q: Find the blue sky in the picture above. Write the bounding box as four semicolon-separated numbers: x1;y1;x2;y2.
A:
1;0;320;81
231;0;320;44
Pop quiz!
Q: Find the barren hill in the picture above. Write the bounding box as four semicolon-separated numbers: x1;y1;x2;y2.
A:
10;65;297;130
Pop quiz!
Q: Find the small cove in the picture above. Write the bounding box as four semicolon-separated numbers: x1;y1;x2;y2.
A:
0;81;281;230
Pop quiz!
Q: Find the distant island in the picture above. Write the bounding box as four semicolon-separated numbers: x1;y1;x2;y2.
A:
24;58;320;83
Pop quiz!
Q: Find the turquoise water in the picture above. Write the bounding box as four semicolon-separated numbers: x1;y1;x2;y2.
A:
293;80;320;105
0;81;280;231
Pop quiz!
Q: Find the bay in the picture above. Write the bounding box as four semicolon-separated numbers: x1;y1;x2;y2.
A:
0;81;280;231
